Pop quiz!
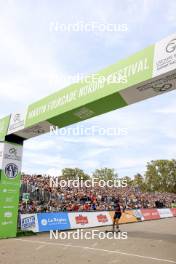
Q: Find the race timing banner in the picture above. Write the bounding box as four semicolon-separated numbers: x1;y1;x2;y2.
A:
0;33;175;141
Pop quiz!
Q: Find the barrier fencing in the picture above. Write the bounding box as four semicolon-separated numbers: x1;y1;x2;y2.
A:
20;208;176;233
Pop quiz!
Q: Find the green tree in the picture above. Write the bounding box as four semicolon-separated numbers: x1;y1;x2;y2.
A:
121;176;133;186
145;160;176;193
92;168;118;181
62;168;90;180
132;173;146;192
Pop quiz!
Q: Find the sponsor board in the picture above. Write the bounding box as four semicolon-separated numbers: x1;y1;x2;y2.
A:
24;45;153;128
119;73;176;105
1;142;23;176
132;209;144;221
19;209;175;234
109;210;137;224
119;210;137;224
140;209;160;221
0;142;23;238
153;33;176;77
21;214;38;232
0;33;174;142
68;211;112;229
157;208;173;218
37;212;70;232
93;212;112;226
121;210;137;223
4;163;19;179
68;212;93;229
170;208;176;217
7;111;26;135
12;121;52;139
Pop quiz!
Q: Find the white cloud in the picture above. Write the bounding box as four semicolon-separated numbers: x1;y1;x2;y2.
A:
1;0;176;178
156;105;176;114
23;139;62;151
165;0;176;27
45;168;62;177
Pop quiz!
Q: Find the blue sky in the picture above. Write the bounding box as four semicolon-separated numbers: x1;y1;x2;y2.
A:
0;0;176;177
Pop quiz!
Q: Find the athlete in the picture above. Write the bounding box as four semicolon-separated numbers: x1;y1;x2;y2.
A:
112;200;123;232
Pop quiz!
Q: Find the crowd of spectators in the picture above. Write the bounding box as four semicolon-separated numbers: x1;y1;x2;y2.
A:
19;174;176;214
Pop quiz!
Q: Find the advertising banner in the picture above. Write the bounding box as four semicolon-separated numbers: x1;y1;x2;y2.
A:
2;33;174;141
25;45;153;128
157;208;173;218
170;208;176;217
21;214;38;232
68;212;94;229
119;210;137;224
140;209;160;221
0;142;23;238
91;211;112;227
68;211;112;229
7;111;26;135
19;209;175;234
133;209;144;221
153;33;176;77
37;212;70;232
109;210;137;224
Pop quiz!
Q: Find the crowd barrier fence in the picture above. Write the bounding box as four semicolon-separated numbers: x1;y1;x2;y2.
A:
20;208;176;233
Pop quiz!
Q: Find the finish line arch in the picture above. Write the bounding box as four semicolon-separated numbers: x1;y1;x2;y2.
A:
0;33;176;238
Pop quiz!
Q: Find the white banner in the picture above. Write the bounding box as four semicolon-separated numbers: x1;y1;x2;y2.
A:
157;208;173;218
20;214;39;232
153;33;176;77
91;211;112;226
68;212;96;229
1;142;23;179
68;211;112;229
20;209;175;233
7;111;26;135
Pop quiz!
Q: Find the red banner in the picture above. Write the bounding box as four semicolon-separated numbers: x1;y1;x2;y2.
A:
171;208;176;217
140;209;160;220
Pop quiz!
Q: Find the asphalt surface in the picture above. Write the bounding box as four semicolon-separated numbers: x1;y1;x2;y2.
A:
0;218;176;264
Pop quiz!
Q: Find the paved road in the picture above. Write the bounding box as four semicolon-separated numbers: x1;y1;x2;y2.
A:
0;218;176;264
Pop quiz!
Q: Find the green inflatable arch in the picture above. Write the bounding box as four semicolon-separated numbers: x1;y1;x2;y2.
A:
0;33;176;238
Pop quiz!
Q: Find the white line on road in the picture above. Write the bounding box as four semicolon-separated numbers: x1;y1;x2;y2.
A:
15;238;176;264
36;245;45;250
